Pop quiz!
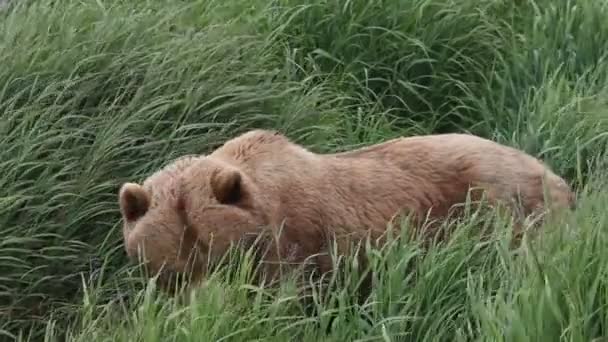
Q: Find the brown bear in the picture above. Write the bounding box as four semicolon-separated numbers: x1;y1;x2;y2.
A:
118;129;575;292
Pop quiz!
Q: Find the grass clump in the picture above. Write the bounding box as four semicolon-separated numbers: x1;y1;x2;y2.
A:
0;0;607;341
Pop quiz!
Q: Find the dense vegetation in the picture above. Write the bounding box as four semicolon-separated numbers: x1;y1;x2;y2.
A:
1;0;607;340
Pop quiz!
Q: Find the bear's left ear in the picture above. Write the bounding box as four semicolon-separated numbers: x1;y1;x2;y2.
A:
210;168;244;205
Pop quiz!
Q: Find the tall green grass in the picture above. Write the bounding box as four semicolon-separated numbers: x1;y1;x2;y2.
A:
44;187;608;342
0;0;607;340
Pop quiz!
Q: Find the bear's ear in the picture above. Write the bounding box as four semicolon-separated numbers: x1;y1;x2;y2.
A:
119;182;150;222
210;168;243;205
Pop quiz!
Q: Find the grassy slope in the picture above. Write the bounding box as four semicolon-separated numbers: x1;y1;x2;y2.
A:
0;0;607;340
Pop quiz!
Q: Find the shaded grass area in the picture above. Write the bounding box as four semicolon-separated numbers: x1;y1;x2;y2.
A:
0;0;606;340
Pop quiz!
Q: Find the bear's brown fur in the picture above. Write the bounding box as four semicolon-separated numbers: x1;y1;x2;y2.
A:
118;129;575;291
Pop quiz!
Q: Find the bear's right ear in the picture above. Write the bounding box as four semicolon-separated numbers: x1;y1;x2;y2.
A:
119;182;150;222
210;168;244;205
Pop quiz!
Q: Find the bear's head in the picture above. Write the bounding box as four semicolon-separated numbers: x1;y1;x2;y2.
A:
118;156;270;292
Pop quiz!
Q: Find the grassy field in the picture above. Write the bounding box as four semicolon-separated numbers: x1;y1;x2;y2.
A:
1;0;608;340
